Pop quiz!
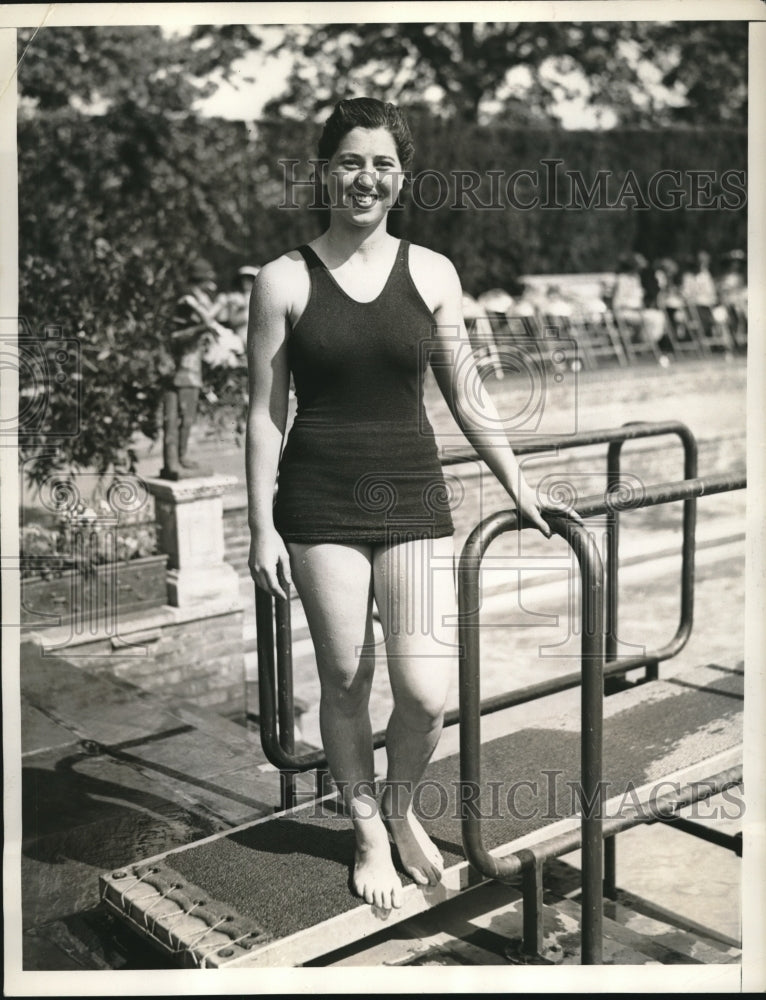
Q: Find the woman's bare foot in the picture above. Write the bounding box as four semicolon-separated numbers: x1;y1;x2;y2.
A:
383;804;444;886
352;816;403;910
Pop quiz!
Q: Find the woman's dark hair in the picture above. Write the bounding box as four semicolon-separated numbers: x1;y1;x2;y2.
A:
317;98;415;171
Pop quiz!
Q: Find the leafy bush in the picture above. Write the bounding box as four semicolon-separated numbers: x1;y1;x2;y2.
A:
20;496;159;579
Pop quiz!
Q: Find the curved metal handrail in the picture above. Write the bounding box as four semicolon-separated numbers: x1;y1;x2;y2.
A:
458;509;606;961
457;471;745;965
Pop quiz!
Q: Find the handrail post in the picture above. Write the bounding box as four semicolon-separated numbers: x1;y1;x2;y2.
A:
255;587;279;758
605;422;698;682
254;585;328;775
275;590;297;809
605;441;621;671
677;427;699;680
459;511;605;964
549;515;605;965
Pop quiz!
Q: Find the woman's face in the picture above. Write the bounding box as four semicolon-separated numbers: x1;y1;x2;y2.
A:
323;127;404;227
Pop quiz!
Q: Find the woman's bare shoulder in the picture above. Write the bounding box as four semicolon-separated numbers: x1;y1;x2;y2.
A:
258;249;308;283
409;242;457;274
408;242;462;311
253;250;310;318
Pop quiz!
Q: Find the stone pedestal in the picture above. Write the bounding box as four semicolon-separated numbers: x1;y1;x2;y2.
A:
145;475;241;608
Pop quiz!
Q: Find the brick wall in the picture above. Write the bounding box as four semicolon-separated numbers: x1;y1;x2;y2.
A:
23;601;246;716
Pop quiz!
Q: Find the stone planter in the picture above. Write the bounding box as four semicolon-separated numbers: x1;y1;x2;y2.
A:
21;553;168;628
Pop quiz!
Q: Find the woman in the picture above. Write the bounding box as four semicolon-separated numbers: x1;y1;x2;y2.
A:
246;99;553;912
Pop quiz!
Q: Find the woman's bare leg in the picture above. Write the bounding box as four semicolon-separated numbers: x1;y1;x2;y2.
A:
373;535;457;885
288;542;403;910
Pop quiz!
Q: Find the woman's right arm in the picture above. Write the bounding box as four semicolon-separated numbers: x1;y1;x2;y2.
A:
245;259;294;599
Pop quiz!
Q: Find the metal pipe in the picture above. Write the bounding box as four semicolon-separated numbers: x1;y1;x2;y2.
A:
605;423;697;682
555;514;605;966
657;815;743;856
572;473;743;515
254;587;327;772
275;592;297;809
604;836;617;900
459;509;606;962
441;419;697;465
258;420;697;772
514;765;742;865
458;509;512;880
443;652;652;726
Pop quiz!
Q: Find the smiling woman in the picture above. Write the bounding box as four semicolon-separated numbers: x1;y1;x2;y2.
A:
245;97;560;914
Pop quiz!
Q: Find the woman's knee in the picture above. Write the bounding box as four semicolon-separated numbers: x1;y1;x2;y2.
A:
319;656;375;714
392;682;448;732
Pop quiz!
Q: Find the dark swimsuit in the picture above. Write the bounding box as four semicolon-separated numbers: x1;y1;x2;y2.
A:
273;240;455;544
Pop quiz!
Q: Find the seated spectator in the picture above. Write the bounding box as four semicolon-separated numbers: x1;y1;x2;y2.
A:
718;251;747;310
475;288;514;378
505;282;539;318
541;284;574;318
718;250;747;346
611;253;645;342
688;251;718;308
639;255;661;309
655;258;688;351
612;254;644;312
681;251;720;341
477;288;515;315
504;281;541;338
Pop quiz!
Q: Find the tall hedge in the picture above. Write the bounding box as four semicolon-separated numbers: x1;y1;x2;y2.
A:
249;115;747;293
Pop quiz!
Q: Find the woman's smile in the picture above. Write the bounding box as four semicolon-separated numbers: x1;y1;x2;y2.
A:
350;190;379;210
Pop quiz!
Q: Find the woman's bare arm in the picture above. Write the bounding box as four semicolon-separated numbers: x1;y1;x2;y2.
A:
245;258;295;597
423;253;553;537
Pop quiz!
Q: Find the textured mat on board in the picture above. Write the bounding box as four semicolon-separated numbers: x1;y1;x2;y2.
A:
100;662;743;965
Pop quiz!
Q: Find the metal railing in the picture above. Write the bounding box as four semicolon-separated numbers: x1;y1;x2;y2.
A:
253;421;745;963
457;472;745;964
254;420;698;787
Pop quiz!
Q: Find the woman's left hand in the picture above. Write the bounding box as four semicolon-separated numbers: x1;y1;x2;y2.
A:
515;479;553;537
515;481;585;538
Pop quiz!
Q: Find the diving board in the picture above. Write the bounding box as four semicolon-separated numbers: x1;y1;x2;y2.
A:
99;661;743;968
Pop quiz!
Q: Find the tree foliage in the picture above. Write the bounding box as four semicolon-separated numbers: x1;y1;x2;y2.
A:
261;20;747;128
18;106;252;485
17;24;258;113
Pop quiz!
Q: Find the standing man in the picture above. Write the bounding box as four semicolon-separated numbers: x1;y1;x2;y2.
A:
215;265;260;352
161;259;221;479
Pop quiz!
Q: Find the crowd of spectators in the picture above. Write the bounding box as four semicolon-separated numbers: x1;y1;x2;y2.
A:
463;249;747;371
196;249;746;378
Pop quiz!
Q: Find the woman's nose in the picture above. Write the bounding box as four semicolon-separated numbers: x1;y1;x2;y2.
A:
353;169;376;190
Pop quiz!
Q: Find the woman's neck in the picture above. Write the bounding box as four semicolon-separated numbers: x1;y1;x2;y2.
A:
318;216;394;264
